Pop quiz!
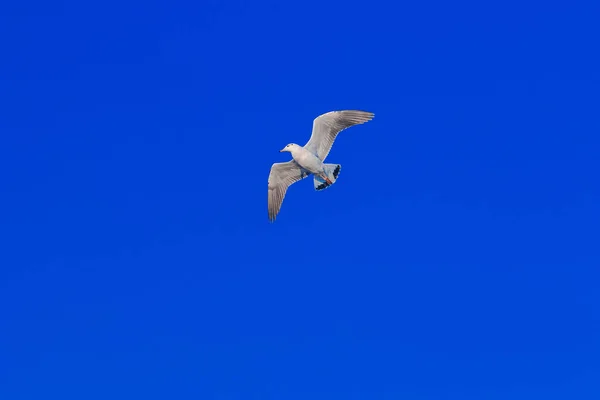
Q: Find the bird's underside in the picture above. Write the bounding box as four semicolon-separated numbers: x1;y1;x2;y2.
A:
267;110;374;222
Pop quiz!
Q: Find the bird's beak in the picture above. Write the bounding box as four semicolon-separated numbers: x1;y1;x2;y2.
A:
279;148;284;153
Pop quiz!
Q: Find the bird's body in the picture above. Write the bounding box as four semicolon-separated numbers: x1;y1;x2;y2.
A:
267;110;374;222
286;144;325;175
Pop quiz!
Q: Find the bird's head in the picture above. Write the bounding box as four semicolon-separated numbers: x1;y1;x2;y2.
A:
280;143;297;153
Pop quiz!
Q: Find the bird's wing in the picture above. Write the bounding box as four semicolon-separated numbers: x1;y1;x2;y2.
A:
303;110;374;161
268;160;310;222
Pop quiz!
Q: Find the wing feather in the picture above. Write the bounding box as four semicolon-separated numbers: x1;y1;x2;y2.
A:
303;110;374;161
267;160;310;222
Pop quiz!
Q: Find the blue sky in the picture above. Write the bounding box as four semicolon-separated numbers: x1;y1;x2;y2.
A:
1;0;599;399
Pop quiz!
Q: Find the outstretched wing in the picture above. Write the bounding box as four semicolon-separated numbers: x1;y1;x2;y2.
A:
268;160;310;222
303;110;374;161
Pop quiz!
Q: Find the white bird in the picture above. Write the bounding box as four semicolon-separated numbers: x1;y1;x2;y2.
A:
267;110;375;222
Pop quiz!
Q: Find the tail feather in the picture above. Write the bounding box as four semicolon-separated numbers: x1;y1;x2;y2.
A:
314;163;341;191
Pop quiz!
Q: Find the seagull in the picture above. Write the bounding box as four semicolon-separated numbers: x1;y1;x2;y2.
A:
267;110;375;222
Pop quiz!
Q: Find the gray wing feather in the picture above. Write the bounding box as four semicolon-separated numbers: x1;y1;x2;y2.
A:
267;160;309;222
303;110;374;161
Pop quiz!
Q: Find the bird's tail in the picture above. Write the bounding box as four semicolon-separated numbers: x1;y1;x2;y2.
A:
314;163;341;191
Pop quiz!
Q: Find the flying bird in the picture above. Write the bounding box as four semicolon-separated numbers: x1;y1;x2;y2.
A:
267;110;375;222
